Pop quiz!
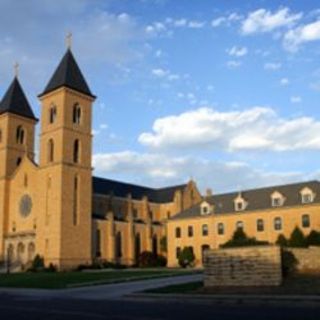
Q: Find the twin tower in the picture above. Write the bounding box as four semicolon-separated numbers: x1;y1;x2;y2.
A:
0;46;95;269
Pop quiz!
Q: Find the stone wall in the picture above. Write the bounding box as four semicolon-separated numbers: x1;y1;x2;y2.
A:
286;247;320;272
204;245;282;287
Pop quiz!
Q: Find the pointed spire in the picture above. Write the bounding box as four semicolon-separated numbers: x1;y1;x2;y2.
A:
39;48;95;98
0;75;37;121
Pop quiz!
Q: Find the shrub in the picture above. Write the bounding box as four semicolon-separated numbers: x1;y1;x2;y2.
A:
276;234;288;247
156;255;167;267
281;250;298;277
46;263;57;273
288;227;307;247
306;230;320;246
178;247;195;268
28;254;45;272
221;229;268;248
138;251;157;267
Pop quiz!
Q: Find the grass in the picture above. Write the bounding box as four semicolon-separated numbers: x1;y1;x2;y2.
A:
0;269;195;289
145;273;320;296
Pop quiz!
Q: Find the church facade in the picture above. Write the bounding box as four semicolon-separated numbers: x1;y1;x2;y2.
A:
0;47;201;270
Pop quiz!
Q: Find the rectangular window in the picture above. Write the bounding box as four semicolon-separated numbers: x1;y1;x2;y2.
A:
257;219;264;232
217;223;224;235
302;194;312;204
236;221;244;230
96;229;101;257
274;217;282;231
188;226;193;237
175;227;181;238
302;214;310;228
202;224;209;236
176;247;181;259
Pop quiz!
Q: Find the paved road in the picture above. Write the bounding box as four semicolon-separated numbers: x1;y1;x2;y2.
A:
0;274;202;300
0;294;319;320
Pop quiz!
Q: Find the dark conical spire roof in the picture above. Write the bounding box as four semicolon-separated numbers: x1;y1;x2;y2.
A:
0;77;37;120
39;49;95;98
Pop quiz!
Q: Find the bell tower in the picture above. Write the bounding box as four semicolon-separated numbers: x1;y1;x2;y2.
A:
0;67;37;257
38;38;95;268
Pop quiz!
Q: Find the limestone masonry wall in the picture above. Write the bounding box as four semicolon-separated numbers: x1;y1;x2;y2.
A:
204;245;282;287
287;247;320;272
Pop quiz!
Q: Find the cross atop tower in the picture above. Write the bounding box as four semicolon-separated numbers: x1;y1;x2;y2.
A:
66;32;72;49
14;62;19;78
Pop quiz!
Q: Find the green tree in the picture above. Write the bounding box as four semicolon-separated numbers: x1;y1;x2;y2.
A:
221;229;268;248
276;234;288;247
306;230;320;246
289;227;307;247
178;247;195;268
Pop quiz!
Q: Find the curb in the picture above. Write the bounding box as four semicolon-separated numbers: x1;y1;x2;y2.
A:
126;292;320;307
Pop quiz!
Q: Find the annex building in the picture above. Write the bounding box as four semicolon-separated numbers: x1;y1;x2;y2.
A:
0;44;319;270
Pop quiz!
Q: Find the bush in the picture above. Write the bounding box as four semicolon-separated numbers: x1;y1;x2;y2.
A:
221;229;269;248
178;247;195;268
281;250;298;277
155;255;167;267
46;263;57;272
28;254;45;272
306;230;320;246
276;234;288;247
288;227;307;247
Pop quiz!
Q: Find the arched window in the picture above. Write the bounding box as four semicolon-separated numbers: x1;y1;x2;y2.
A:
96;230;101;257
16;157;22;166
73;176;79;225
16;126;25;144
48;139;54;163
116;232;122;258
152;234;158;255
274;217;282;231
27;243;35;262
135;233;141;263
217;223;224;235
73;139;80;163
17;243;25;263
176;247;181;259
201;244;210;263
49;105;57;124
73;103;81;124
175;227;181;238
257;219;264;232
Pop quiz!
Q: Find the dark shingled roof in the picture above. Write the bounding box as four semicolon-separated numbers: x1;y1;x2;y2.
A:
39;49;95;98
171;180;320;220
0;77;37;120
93;176;186;204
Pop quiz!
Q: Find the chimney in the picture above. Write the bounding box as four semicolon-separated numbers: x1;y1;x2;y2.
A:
206;188;213;198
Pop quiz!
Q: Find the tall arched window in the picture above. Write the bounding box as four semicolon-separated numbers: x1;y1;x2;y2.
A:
73;139;80;163
116;232;122;258
73;176;79;225
73;103;81;124
49;105;57;124
16;126;25;144
48;139;54;163
152;234;158;255
135;233;141;263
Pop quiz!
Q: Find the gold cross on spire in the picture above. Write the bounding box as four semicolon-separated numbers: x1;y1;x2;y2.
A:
14;62;19;77
66;32;72;49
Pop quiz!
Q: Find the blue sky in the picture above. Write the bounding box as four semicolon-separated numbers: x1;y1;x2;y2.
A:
1;0;320;193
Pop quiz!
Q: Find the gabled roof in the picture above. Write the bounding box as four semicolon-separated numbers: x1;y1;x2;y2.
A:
0;77;37;120
171;180;320;220
92;176;186;204
39;49;95;98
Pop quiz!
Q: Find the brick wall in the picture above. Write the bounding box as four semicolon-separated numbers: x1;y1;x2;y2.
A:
286;247;320;272
204;245;282;287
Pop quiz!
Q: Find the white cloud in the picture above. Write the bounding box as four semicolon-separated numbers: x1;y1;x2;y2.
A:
227;60;242;68
227;46;248;57
264;62;282;70
211;12;242;28
174;18;187;27
151;68;180;81
138;106;320;152
241;7;302;35
284;20;320;51
93;151;305;193
280;78;289;86
188;20;206;28
290;96;302;103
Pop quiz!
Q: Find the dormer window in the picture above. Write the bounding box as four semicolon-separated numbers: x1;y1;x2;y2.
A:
300;187;315;204
234;194;247;212
200;201;212;215
271;191;284;207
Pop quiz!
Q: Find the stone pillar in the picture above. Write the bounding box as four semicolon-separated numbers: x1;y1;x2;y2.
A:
107;210;115;262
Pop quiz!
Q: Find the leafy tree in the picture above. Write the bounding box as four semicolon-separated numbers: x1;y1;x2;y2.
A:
221;229;268;248
306;230;320;246
276;234;288;247
178;247;195;268
289;227;307;247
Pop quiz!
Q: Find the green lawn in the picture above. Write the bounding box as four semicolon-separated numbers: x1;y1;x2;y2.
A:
0;269;195;289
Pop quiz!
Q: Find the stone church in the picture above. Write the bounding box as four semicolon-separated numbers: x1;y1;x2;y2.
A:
0;45;201;270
